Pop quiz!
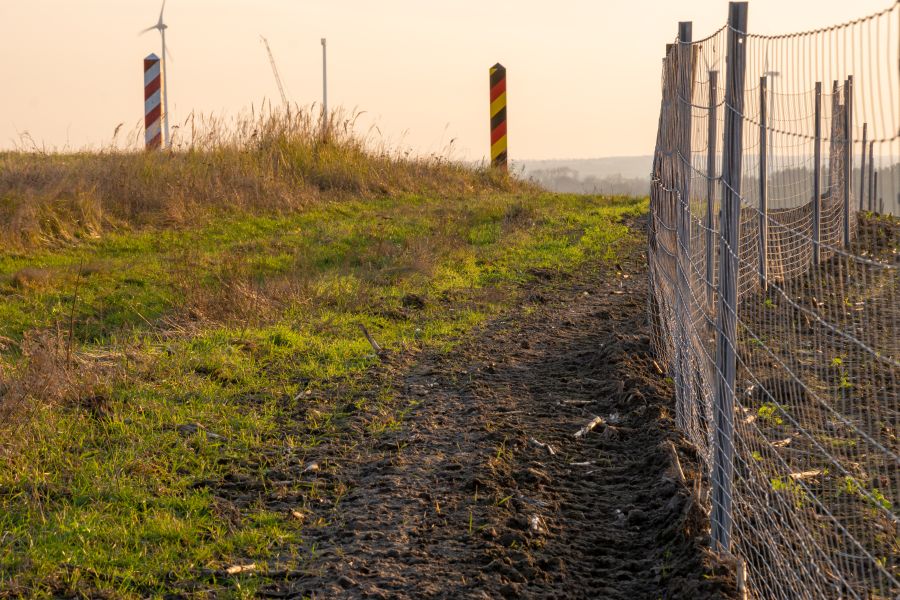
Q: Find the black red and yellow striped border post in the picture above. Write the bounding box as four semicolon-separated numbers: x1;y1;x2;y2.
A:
489;63;507;171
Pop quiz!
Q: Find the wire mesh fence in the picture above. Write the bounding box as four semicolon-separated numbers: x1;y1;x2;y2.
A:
649;2;899;598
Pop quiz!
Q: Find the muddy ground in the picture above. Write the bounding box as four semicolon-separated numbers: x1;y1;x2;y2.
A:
205;226;737;599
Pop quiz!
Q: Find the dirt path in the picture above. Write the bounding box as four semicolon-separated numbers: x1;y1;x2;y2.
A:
223;233;736;599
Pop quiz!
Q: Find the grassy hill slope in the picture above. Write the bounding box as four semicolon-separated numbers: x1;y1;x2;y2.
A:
0;113;646;598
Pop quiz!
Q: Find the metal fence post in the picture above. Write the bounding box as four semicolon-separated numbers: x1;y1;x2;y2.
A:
711;0;747;554
843;76;853;247
321;38;329;133
874;171;880;213
706;70;719;307
859;123;867;211
674;21;694;430
648;50;670;342
813;82;822;264
144;54;163;150
759;75;768;290
868;141;875;212
829;80;841;194
489;64;508;171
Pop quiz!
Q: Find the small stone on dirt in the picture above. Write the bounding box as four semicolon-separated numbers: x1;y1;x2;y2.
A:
337;575;357;589
529;514;549;535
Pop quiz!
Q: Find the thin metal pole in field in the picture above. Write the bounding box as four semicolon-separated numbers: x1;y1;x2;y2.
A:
874;171;880;213
829;80;841;194
813;82;822;264
711;0;747;554
869;140;877;212
161;28;170;148
144;54;163;150
859;123;867;212
843;76;853;247
321;38;328;130
759;75;768;290
674;20;694;431
706;70;719;308
868;141;875;212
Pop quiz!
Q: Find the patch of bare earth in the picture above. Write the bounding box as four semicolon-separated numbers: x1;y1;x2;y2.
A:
206;228;737;599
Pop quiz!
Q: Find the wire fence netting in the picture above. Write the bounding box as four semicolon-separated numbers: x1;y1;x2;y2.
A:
649;2;899;598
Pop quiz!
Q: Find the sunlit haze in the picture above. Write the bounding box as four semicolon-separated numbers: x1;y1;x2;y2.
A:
0;0;892;160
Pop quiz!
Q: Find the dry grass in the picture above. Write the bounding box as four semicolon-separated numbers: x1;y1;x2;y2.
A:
0;106;523;248
0;330;134;432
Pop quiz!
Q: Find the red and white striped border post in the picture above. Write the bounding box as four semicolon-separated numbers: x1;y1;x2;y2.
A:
144;54;162;150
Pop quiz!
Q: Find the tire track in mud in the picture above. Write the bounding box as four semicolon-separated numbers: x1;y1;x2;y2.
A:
253;238;737;599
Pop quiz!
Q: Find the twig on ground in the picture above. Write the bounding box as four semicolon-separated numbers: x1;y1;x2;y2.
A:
666;440;687;485
736;558;749;599
789;469;823;480
359;324;384;356
225;564;257;575
529;438;556;456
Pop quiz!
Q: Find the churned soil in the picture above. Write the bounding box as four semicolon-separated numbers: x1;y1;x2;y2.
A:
206;225;737;599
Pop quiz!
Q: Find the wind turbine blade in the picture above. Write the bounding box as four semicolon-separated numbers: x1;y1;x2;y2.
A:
158;0;167;24
138;25;157;35
164;45;175;63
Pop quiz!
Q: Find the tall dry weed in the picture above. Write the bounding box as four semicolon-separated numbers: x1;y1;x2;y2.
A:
0;106;524;249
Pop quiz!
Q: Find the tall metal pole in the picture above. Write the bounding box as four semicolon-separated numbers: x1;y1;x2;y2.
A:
813;82;822;264
712;1;748;554
161;29;170;148
874;171;880;213
321;38;328;129
829;80;841;194
843;76;853;247
759;75;768;291
706;70;719;308
868;141;876;212
859;123;868;211
674;21;694;431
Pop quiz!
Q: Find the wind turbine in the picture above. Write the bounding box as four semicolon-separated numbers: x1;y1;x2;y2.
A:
140;0;172;147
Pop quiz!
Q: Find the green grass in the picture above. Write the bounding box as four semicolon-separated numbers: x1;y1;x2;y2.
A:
0;191;646;598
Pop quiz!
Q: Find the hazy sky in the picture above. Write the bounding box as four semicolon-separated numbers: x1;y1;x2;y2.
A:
0;1;893;160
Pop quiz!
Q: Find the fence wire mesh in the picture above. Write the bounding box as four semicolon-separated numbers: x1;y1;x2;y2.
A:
649;2;899;598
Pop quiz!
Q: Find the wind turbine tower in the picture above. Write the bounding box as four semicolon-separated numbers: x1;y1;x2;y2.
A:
141;0;172;147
